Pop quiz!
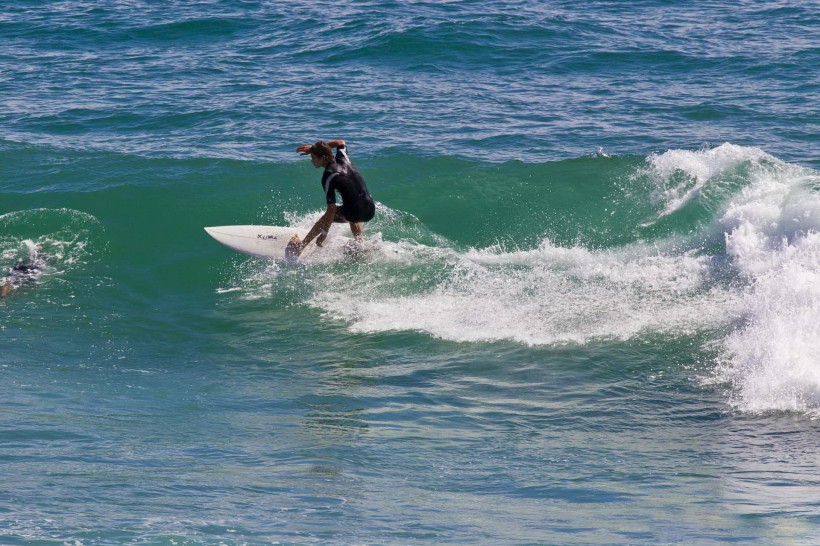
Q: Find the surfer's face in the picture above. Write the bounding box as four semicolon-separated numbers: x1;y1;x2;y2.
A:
310;154;328;168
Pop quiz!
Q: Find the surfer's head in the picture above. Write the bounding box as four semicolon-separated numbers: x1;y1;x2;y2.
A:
309;141;333;168
12;259;37;273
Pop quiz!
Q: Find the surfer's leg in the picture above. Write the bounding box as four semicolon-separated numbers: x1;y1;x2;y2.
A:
333;207;349;224
349;222;363;240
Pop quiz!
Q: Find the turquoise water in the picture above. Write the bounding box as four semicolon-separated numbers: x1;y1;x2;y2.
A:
2;2;820;544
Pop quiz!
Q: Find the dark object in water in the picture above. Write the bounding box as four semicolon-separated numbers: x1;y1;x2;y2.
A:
1;259;41;298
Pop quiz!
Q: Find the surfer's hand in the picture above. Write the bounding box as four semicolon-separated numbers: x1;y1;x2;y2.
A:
286;235;303;258
296;144;312;156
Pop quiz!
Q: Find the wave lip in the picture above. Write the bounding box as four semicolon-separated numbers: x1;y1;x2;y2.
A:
646;143;770;218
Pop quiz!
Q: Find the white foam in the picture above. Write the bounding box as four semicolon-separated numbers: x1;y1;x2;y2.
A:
715;158;820;415
308;236;738;346
645;144;820;415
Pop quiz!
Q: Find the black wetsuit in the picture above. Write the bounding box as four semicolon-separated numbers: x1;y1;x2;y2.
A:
1;260;39;293
321;144;375;223
12;261;38;275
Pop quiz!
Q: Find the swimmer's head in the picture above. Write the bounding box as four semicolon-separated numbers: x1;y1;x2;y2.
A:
12;259;37;273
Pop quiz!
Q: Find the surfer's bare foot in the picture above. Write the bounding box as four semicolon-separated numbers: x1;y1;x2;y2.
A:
349;222;364;240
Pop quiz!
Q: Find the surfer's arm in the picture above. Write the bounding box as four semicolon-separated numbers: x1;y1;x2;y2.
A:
296;140;345;156
300;204;336;249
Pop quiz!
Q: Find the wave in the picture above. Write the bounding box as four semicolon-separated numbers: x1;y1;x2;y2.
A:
3;141;818;415
229;143;819;416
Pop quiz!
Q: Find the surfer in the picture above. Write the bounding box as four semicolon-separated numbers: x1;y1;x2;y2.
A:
289;140;375;256
0;259;40;299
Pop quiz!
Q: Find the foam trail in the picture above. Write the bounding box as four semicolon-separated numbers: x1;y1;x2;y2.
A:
309;236;737;346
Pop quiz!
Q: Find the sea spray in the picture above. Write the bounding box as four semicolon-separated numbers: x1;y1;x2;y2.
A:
717;158;820;414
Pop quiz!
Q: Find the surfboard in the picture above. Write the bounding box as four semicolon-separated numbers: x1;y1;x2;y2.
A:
204;225;350;263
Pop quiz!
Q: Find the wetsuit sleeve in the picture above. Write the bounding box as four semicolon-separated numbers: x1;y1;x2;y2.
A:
335;143;350;166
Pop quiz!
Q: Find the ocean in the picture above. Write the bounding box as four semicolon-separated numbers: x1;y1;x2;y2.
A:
2;1;819;544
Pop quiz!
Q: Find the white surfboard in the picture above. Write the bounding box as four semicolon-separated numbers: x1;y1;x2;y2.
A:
204;225;350;263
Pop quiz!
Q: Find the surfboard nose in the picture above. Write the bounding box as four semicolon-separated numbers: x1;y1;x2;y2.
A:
204;226;231;245
204;226;229;239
